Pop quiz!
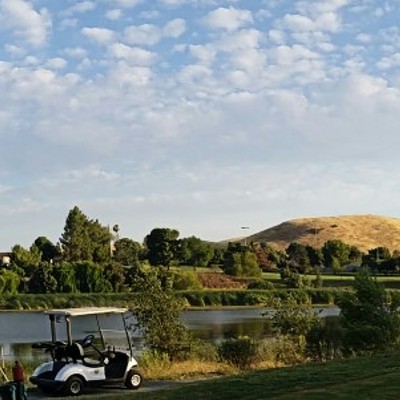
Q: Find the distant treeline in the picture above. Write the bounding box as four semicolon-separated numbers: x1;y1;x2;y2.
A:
2;206;400;296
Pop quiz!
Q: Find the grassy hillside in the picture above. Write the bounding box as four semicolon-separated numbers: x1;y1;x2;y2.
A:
247;214;400;252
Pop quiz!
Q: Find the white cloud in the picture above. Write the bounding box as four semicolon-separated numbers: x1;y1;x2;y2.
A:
45;57;67;70
377;53;400;70
105;9;122;20
124;24;161;46
0;0;51;47
203;7;253;31
124;18;186;46
163;18;186;38
4;44;26;57
281;12;341;33
63;47;88;59
62;1;96;16
112;0;143;8
109;43;157;66
81;27;115;45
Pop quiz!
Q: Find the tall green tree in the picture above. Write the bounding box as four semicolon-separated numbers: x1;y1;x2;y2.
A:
60;206;112;263
74;261;112;292
286;242;311;272
104;262;126;292
223;243;261;277
179;236;214;268
113;238;142;266
33;236;59;262
89;219;112;264
338;269;400;353
60;206;92;262
131;268;192;360
10;244;41;277
28;262;58;294
0;269;20;294
52;262;77;293
322;240;352;272
145;228;180;268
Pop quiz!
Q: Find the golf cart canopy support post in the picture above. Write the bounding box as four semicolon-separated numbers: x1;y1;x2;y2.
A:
44;307;130;346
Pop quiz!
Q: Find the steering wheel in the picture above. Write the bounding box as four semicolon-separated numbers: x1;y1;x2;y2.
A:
80;334;95;348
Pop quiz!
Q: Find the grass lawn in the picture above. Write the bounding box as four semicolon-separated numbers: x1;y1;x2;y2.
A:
73;351;400;400
262;272;400;290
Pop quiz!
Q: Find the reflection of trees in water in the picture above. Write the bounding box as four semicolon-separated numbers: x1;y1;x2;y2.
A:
191;320;269;342
2;343;48;362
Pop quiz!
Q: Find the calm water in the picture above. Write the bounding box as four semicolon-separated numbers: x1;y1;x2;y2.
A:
0;307;340;361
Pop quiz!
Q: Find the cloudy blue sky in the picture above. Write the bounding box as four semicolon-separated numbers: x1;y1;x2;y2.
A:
1;0;400;249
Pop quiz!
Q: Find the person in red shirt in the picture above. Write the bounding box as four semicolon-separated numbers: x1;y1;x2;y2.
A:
12;361;28;400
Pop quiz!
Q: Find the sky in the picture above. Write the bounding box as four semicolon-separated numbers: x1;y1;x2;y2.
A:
1;0;400;250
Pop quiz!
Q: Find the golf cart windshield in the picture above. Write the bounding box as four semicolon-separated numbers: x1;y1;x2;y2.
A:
42;307;133;356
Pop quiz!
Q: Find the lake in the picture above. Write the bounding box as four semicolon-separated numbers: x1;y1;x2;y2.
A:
0;307;340;361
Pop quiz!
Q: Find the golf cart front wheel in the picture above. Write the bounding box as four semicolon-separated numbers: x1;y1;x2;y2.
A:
125;369;143;390
63;376;85;396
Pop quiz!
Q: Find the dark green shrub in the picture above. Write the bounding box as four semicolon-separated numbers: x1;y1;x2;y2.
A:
247;279;274;290
217;336;258;369
306;317;344;361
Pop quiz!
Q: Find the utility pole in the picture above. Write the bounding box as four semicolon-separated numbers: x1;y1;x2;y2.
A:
241;226;250;246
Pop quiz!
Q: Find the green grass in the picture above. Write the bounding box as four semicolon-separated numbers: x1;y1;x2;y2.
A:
262;272;400;290
67;351;400;400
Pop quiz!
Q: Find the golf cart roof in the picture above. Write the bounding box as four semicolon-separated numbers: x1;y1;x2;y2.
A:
44;307;128;317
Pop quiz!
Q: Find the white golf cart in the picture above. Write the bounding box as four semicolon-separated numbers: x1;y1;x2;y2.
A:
30;307;143;396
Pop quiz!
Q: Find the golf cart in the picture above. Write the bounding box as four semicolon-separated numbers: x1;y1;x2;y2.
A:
30;307;143;396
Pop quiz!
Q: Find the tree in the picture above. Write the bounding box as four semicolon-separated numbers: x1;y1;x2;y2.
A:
0;269;20;294
60;207;112;263
338;269;400;353
88;219;112;264
74;261;112;292
28;262;58;294
145;228;180;268
179;236;214;268
60;207;92;262
305;245;323;268
286;243;311;273
131;268;192;360
52;262;77;293
266;294;321;362
104;262;126;292
322;240;351;272
10;244;41;277
113;238;142;266
250;242;283;271
33;236;59;262
362;247;392;273
280;266;310;289
223;244;261;277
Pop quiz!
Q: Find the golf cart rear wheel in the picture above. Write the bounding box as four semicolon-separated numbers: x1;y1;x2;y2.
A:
63;376;85;396
125;369;143;390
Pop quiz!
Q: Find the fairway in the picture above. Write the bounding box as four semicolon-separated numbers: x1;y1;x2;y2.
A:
273;372;400;399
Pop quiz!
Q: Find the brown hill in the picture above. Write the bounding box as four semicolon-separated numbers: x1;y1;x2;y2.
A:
245;215;400;253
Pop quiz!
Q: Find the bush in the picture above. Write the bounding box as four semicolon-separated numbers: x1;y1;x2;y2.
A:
306;317;344;361
217;336;258;369
266;336;306;365
247;280;275;290
172;271;203;290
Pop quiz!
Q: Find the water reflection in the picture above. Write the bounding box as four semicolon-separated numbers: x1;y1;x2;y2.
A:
0;307;339;362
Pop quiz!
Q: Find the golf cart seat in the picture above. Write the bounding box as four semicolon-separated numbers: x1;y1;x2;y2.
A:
68;343;104;367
